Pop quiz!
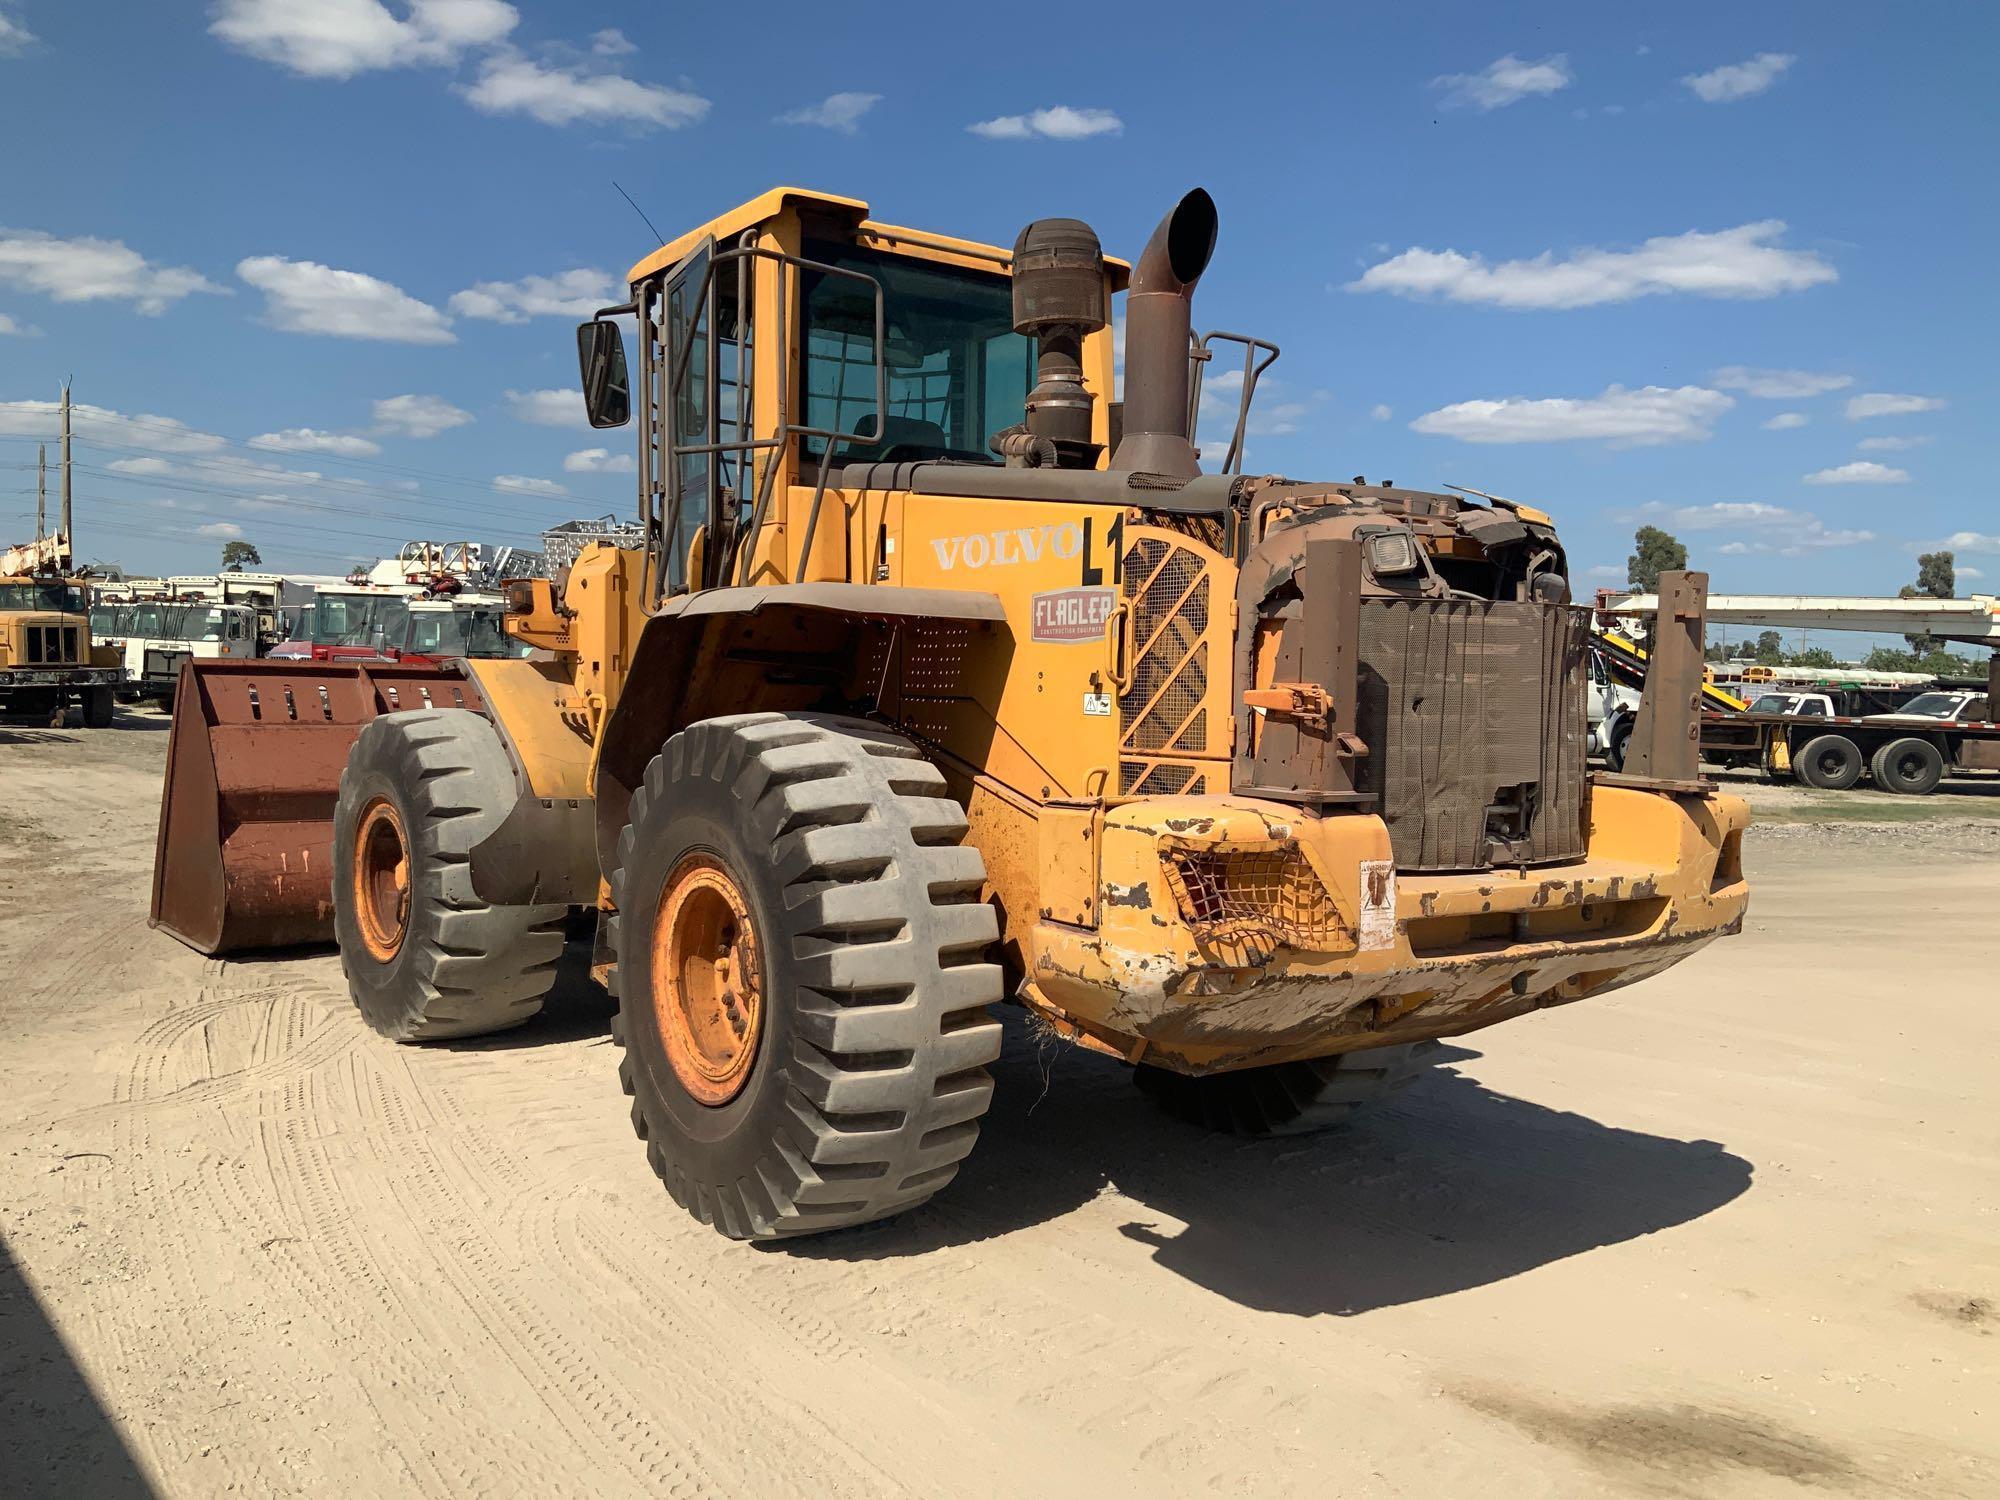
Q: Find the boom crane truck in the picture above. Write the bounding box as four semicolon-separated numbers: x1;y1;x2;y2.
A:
152;188;1750;1239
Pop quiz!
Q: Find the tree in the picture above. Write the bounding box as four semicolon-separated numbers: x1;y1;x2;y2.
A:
1627;526;1688;593
1898;549;1954;650
221;539;262;571
1753;630;1784;666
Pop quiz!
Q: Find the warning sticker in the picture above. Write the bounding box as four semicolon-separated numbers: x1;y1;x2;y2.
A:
1357;858;1397;951
1031;586;1116;643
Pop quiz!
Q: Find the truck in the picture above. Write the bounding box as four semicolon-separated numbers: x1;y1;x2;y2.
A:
153;185;1750;1240
1;534;122;726
1700;689;2000;792
267;581;519;665
90;595;260;701
167;572;334;653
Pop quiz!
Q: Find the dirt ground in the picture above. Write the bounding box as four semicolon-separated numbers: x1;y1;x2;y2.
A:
2;710;1995;1500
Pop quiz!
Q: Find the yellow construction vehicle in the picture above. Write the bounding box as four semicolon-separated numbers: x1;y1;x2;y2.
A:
153;187;1749;1239
1;533;121;726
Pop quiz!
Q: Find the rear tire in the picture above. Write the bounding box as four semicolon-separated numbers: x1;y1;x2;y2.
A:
1869;735;1944;795
608;712;1003;1240
1135;1041;1441;1136
1794;733;1863;791
333;709;567;1041
82;686;114;728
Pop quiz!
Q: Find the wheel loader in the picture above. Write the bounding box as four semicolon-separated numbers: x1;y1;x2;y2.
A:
151;186;1750;1239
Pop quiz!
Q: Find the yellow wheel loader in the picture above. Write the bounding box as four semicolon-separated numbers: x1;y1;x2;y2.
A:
152;187;1749;1239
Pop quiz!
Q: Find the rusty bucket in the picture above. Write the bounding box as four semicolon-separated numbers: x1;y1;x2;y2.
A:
150;658;482;955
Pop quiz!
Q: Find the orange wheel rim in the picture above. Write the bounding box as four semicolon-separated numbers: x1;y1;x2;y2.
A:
650;854;764;1106
353;798;411;962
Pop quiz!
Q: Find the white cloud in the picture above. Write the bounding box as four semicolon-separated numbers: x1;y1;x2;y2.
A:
1712;365;1851;399
1957;565;1984;581
448;268;616;322
1845;391;1944;420
0;399;225;453
1623;500;1874;553
1936;532;2000;553
1761;412;1808;430
0;9;34;54
1584;564;1626;583
589;27;635;56
776;91;882;134
563;447;635;474
248;427;383;457
1856;434;1931;452
108;456;175;476
505;387;590;429
1683;53;1795;103
1803;460;1909;485
1410;384;1732;446
0;312;38;337
1433;54;1572;111
968;105;1122;140
196;521;245;539
1369;403;1393;422
210;0;518;79
0;228;227;314
372;392;471;438
1195;370;1314;451
1350;222;1834;309
237;255;454;343
460;49;708;128
493;473;567;497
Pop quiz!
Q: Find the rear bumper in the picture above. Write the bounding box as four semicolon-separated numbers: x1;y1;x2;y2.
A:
2;667;120;690
1027;785;1750;1075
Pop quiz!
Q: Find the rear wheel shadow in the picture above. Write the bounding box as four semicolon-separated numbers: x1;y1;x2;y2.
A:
783;1015;1754;1316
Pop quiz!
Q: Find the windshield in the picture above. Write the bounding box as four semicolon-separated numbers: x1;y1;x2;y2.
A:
311;593;410;647
1748;694;1788;715
1896;692;1962;718
89;601;235;641
405;607;517;659
0;581;88;613
798;242;1033;466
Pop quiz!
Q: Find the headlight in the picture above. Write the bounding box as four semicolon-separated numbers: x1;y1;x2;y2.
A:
1365;529;1420;576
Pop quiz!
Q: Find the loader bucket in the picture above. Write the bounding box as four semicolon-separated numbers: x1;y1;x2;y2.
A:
150;658;485;955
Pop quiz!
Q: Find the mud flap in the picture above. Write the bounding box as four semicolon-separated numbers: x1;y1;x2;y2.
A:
149;658;481;954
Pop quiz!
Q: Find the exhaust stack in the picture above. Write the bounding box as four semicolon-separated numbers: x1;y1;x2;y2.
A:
1111;188;1217;479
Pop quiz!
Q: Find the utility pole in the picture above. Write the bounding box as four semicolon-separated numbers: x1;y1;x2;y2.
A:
59;381;73;551
36;443;46;538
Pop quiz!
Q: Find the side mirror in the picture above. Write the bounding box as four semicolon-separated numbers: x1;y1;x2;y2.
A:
577;320;632;429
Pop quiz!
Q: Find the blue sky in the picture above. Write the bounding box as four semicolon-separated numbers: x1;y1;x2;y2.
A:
0;1;1993;599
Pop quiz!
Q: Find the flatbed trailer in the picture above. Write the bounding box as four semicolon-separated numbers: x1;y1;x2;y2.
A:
1701;707;2000;794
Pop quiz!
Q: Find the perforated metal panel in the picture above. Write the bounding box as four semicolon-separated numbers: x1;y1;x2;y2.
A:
1119;535;1213;794
1353;600;1590;871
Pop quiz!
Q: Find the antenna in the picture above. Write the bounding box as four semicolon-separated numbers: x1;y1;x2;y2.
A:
613;180;667;248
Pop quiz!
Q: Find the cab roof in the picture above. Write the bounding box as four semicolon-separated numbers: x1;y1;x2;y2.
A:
623;186;1131;292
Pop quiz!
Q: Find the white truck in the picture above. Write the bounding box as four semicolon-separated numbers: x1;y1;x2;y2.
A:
90;597;260;700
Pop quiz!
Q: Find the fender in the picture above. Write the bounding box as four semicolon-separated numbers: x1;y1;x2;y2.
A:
594;583;1006;868
459;657;599;907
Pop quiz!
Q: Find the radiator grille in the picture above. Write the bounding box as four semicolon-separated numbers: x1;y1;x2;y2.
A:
26;624;80;665
1353;600;1590;871
1120;535;1213;794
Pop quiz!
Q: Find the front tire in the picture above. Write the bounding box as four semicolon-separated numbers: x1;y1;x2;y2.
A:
1794;733;1864;791
82;686;115;728
1136;1041;1441;1136
608;713;1003;1240
333;709;567;1041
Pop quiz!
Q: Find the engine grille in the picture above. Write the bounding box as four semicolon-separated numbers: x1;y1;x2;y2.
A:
1353;599;1590;871
1118;535;1217;795
25;623;81;665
